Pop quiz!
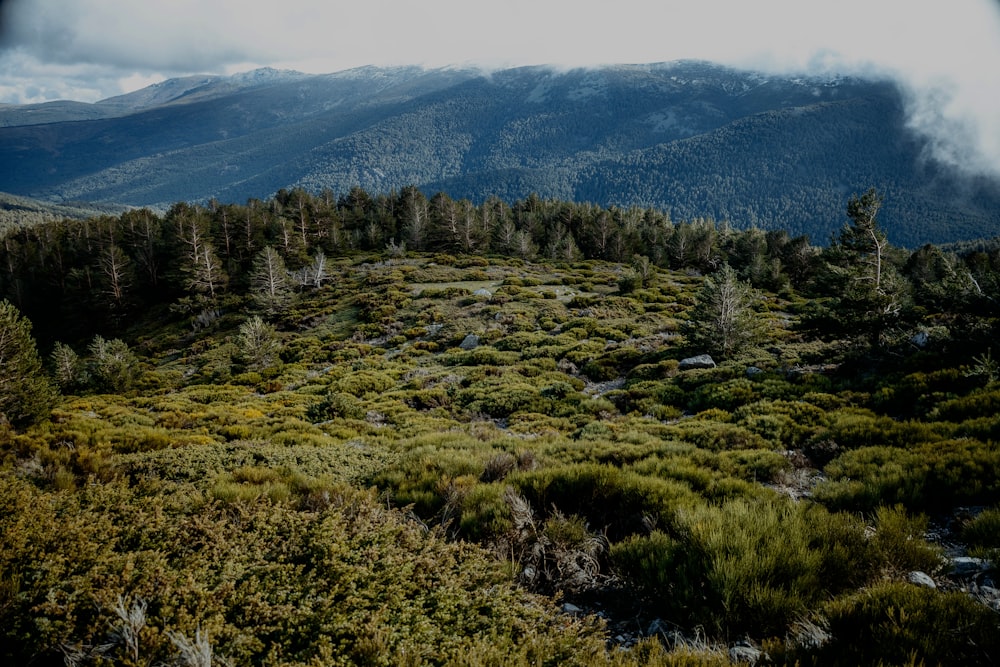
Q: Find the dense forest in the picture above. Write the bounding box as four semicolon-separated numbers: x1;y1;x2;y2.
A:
1;186;1000;665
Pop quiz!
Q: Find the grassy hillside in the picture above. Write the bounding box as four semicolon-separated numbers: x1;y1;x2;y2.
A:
2;187;1000;664
3;228;1000;663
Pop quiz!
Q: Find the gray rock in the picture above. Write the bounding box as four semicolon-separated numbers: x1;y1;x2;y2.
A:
911;331;930;348
459;334;480;350
473;288;492;297
561;602;583;615
746;366;765;377
951;556;989;577
908;571;936;588
679;354;716;370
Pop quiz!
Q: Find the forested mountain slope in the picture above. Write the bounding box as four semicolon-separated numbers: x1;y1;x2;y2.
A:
2;62;999;246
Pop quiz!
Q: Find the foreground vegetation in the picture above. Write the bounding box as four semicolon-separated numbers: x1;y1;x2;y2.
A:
1;188;999;665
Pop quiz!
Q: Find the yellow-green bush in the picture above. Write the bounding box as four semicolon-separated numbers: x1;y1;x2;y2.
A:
612;498;873;638
815;438;1000;512
798;582;1000;666
0;475;614;666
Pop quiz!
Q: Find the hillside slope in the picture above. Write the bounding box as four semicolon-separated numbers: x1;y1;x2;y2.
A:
1;62;999;245
3;237;1000;664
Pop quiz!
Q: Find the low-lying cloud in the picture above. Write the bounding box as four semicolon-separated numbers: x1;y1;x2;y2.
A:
1;0;998;179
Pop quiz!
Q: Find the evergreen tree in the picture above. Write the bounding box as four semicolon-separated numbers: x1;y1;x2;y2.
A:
88;336;141;393
840;188;890;296
249;246;293;314
236;316;282;371
682;265;769;359
827;188;910;347
171;204;228;303
0;300;56;427
97;243;135;322
50;342;86;391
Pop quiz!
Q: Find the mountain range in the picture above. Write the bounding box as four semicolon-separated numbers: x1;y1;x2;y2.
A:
2;61;999;246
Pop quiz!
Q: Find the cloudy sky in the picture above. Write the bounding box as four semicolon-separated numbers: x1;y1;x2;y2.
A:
1;0;999;175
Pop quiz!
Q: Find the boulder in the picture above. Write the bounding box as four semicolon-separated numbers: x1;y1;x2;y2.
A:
951;556;989;577
679;354;716;370
907;571;936;588
459;334;480;350
473;288;492;297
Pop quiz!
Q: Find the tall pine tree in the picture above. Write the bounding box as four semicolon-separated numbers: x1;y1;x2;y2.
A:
0;300;56;427
682;265;769;359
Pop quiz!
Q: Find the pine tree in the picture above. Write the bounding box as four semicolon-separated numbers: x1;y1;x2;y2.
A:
828;188;910;347
236;316;282;371
50;342;86;391
172;204;227;303
0;300;56;427
88;335;141;393
249;246;293;314
682;265;769;359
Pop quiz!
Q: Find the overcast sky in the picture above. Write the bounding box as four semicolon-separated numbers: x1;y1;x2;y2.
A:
1;0;999;176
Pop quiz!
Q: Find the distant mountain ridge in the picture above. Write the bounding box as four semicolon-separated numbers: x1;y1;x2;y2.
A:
1;62;998;246
0;67;312;126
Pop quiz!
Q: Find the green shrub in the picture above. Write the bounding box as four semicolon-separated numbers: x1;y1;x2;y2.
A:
336;370;396;397
689;379;760;412
869;505;944;576
960;507;1000;561
803;582;1000;666
511;463;698;541
0;476;612;666
931;386;1000;422
815;439;1000;513
716;450;790;483
610;530;687;597
307;391;365;421
820;408;951;451
456;379;548;418
666;419;771;451
734;399;828;448
613;498;872;638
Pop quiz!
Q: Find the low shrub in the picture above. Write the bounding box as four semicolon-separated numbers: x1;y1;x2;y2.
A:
869;505;944;576
307;391;365;421
665;419;771;451
689;379;760;412
0;476;612;666
611;498;872;638
800;582;1000;666
815;438;1000;513
959;506;1000;561
336;370;396;397
510;463;698;541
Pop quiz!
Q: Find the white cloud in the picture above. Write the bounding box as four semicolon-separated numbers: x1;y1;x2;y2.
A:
1;0;999;176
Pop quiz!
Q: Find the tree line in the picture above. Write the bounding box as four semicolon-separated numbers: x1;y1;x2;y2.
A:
0;185;998;356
